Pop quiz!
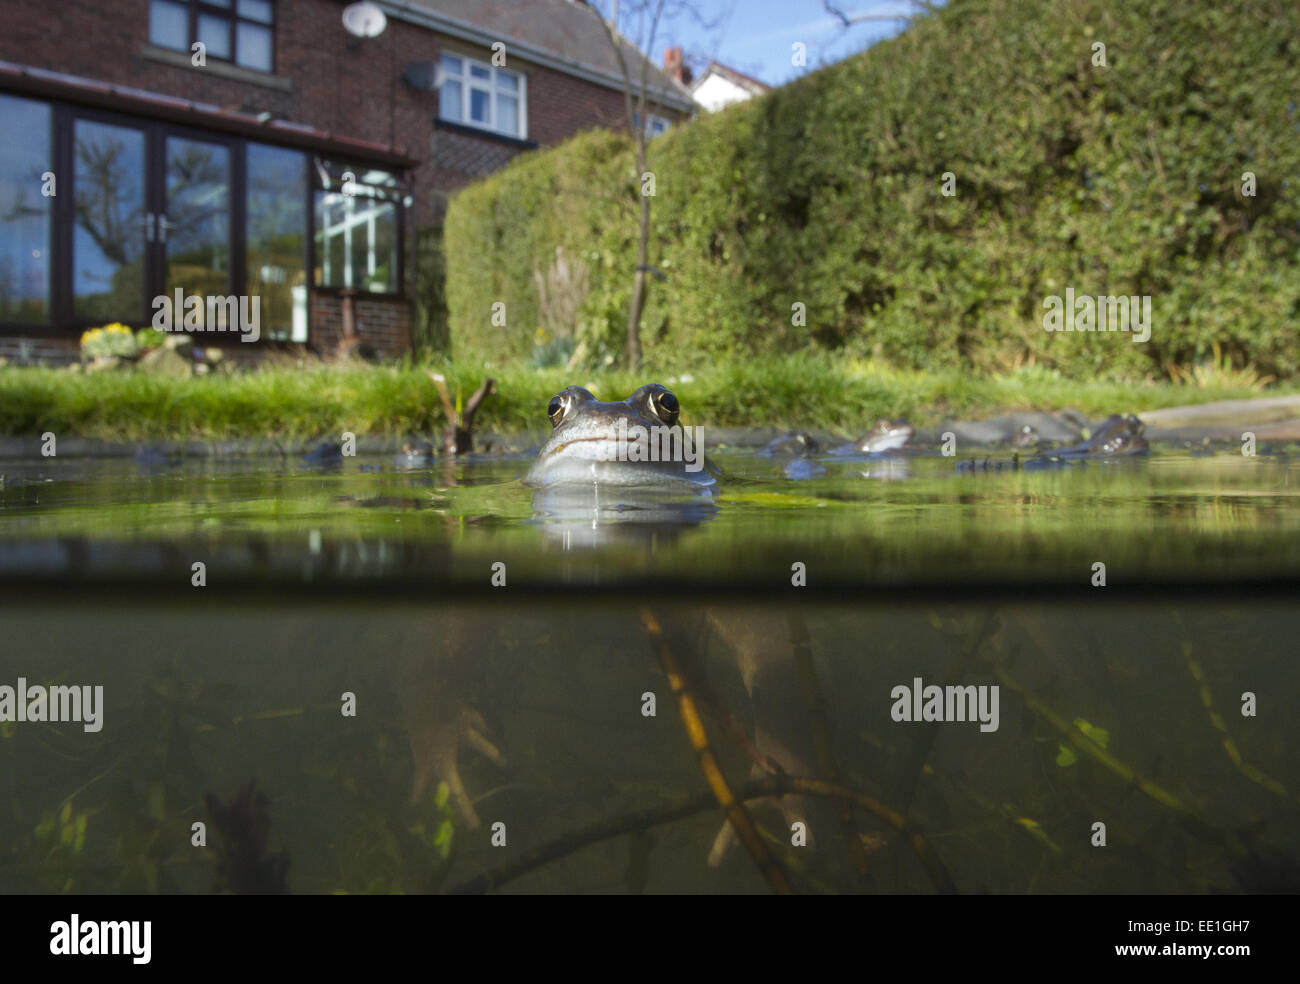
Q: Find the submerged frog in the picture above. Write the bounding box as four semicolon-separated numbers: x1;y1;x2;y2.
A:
958;413;1149;472
1060;413;1149;457
762;433;820;457
1011;424;1041;449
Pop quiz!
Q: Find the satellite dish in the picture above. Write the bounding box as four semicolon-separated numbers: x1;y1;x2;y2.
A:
342;2;387;39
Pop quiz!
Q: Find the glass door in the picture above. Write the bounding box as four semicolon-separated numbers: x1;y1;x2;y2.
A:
71;118;149;322
162;135;232;328
69;117;236;329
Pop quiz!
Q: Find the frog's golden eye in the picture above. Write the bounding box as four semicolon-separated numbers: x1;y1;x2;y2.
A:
547;395;565;427
653;389;680;426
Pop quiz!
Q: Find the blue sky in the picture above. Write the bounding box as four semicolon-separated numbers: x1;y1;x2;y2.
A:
614;1;920;87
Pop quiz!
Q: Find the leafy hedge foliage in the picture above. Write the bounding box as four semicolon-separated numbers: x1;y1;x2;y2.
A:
443;0;1300;379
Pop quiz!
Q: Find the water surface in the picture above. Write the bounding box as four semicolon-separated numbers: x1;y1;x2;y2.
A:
1;445;1297;893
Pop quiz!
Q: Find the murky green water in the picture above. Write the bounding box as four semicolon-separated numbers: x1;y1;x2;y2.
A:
1;447;1297;893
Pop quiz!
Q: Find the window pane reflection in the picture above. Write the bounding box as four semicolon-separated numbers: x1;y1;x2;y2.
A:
73;119;147;321
149;0;188;50
165;137;231;322
198;13;232;59
313;160;400;294
0;94;51;322
247;143;307;341
237;22;272;71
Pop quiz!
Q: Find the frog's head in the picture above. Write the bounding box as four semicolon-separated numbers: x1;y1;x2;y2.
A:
523;384;715;488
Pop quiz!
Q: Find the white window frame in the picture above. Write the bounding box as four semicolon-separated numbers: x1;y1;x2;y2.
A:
438;52;528;140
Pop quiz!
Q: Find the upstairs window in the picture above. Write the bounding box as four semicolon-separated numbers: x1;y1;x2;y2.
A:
633;111;672;139
438;53;527;139
149;0;275;72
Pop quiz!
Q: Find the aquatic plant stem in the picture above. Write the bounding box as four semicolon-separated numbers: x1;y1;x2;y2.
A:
984;648;1246;856
638;607;794;895
899;611;997;816
786;611;871;879
1172;624;1293;803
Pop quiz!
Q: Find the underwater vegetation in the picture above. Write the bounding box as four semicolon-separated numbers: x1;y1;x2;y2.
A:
2;601;1295;894
206;782;289;895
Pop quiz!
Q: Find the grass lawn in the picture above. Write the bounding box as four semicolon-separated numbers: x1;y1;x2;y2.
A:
0;355;1294;442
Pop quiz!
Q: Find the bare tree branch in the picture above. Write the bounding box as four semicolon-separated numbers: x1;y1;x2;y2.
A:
822;1;935;28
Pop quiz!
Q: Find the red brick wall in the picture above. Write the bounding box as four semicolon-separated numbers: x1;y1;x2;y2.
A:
309;291;410;356
0;336;79;366
0;0;688;359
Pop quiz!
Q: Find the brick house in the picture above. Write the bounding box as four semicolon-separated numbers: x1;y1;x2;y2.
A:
0;0;693;364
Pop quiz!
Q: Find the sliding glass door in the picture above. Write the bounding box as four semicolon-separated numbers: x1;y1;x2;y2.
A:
163;135;233;327
0;96;398;343
67;113;236;328
0;94;52;323
71;118;149;322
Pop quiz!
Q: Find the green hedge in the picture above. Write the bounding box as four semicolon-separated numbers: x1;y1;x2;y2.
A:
443;0;1300;379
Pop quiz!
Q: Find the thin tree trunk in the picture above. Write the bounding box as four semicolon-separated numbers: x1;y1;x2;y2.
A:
626;268;646;367
626;138;651;367
596;0;669;369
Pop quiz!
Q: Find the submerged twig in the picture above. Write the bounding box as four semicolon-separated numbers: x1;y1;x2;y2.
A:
446;774;956;895
639;607;794;894
425;371;496;454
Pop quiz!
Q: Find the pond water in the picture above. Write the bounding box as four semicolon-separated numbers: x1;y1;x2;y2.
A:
1;445;1297;893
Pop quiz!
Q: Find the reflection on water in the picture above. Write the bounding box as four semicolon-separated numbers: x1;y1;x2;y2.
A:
0;448;1298;588
530;484;718;550
0;446;1297;893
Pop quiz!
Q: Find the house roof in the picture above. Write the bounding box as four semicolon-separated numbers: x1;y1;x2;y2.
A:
388;0;695;113
691;61;772;96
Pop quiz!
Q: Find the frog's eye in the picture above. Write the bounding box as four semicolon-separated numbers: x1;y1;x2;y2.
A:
653;388;680;426
547;395;565;427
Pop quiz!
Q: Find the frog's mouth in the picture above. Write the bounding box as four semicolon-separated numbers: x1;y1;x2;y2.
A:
526;440;714;487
